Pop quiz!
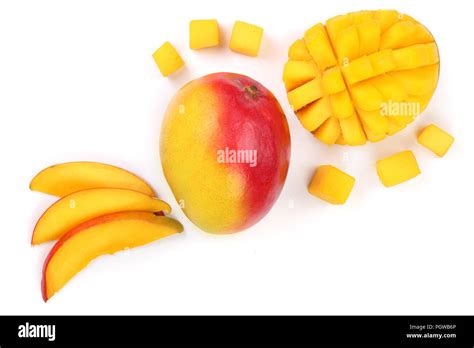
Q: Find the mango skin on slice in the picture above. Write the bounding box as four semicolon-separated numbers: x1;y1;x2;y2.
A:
283;10;440;146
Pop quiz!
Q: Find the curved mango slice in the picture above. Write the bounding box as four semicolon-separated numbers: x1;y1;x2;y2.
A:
32;188;171;245
42;212;183;301
283;10;439;146
30;162;156;197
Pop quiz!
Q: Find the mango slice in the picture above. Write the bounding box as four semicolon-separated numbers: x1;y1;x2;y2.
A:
308;165;355;204
152;42;184;77
42;212;183;301
376;151;421;187
32;188;171;244
417;124;455;157
30;162;155;197
229;21;264;57
283;10;439;146
283;60;319;91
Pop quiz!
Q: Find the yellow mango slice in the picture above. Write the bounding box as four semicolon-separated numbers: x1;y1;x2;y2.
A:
313;117;341;145
330;90;354;119
283;10;439;145
417;124;455;157
304;23;337;70
287;78;324;111
339;114;366;145
296;97;332;131
189;19;220;50
229;21;264;57
376;151;421;187
288;39;312;60
283;60;319;91
308;165;355;205
152;42;184;77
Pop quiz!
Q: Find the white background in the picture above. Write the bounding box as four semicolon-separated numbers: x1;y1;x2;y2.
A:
0;0;473;315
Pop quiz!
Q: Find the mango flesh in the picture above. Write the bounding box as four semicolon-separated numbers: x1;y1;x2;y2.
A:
160;73;290;234
283;10;440;145
42;212;183;301
308;165;355;204
376;151;421;187
29;161;155;197
417;124;455;157
152;42;184;77
189;19;220;50
229;21;264;57
32;188;171;244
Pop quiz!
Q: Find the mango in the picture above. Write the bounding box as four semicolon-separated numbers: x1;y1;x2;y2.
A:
376;151;420;187
417;124;455;157
229;21;264;57
288;39;312;60
189;19;219;49
308;165;355;204
152;42;184;77
283;60;319;91
283;10;439;145
313;117;341;145
160;73;290;234
287;77;324;111
296;97;331;131
42;212;183;301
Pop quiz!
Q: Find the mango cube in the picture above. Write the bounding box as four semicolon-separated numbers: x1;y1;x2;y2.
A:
287;78;323;111
417;124;454;157
229;21;264;57
288;39;312;60
313;117;341;145
189;19;219;50
376;151;420;187
308;165;355;205
152;42;184;77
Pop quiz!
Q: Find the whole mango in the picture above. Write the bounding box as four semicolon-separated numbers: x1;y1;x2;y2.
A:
160;73;291;234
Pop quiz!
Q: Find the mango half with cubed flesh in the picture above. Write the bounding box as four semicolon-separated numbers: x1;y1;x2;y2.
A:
283;10;440;145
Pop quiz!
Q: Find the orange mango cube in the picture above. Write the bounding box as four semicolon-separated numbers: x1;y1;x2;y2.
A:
229;21;264;57
308;165;355;204
376;151;420;187
417;124;454;157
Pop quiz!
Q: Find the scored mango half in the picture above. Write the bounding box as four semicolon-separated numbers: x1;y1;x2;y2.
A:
283;10;440;146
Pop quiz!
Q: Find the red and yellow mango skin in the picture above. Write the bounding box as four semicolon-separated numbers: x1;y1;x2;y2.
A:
160;73;291;234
